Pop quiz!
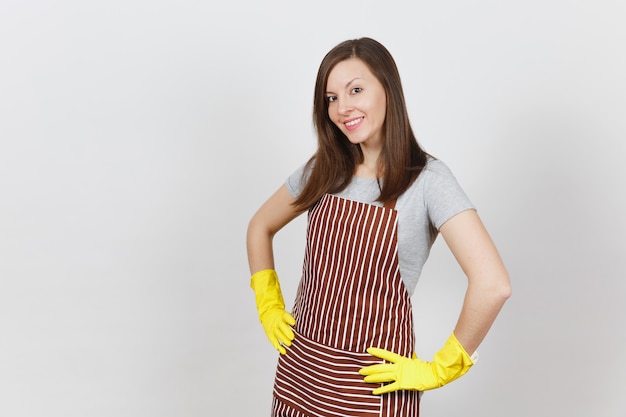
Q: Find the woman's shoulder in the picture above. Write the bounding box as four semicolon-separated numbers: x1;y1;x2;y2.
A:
285;159;315;198
423;156;455;178
406;157;453;191
400;156;464;200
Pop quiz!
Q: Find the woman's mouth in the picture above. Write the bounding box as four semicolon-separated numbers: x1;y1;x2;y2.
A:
344;117;364;131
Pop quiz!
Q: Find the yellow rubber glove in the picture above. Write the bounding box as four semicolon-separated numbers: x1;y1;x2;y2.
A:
359;332;474;395
250;269;296;355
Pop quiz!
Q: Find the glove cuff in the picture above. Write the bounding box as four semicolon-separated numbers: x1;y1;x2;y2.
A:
448;332;474;366
250;269;278;290
250;269;286;320
432;332;475;386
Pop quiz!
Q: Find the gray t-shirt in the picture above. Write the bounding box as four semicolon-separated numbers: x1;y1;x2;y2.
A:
286;158;475;295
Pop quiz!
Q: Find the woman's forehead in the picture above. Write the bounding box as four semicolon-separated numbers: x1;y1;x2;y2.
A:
327;59;375;88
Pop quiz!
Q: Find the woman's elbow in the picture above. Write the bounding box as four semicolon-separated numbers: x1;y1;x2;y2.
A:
247;216;267;243
247;213;277;245
495;274;512;304
472;272;511;306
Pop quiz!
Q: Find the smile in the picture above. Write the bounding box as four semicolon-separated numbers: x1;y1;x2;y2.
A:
344;117;364;130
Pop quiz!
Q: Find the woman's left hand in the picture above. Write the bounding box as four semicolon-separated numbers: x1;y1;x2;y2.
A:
359;332;474;395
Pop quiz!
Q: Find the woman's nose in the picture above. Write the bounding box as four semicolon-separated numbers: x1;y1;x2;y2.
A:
337;98;353;115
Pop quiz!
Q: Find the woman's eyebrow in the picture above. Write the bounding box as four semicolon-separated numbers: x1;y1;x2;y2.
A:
344;77;363;88
326;77;364;94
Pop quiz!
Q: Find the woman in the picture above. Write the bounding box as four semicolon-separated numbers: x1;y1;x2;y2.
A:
247;37;511;417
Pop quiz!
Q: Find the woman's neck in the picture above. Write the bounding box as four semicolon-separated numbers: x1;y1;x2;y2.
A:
355;144;382;179
354;164;379;179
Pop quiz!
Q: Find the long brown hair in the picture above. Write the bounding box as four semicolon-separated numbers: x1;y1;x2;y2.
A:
293;37;429;210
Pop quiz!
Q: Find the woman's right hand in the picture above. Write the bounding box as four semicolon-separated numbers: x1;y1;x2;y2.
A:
250;269;296;355
260;307;296;355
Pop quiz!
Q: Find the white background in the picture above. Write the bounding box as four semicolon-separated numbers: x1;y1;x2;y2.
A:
1;1;625;416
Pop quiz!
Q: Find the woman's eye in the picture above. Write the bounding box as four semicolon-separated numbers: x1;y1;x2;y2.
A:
351;87;362;94
327;96;337;103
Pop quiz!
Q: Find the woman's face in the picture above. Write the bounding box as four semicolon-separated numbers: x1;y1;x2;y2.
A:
326;58;387;149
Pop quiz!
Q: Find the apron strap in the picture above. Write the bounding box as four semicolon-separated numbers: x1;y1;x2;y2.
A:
383;199;397;210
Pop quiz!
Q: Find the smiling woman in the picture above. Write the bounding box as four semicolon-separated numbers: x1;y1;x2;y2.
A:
295;38;431;210
325;58;388;159
246;37;511;417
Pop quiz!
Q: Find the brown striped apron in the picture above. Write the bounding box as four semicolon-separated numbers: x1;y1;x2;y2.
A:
272;194;420;417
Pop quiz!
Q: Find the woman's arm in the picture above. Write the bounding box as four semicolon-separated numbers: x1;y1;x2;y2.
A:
440;209;512;355
247;184;303;274
247;184;303;354
360;208;510;393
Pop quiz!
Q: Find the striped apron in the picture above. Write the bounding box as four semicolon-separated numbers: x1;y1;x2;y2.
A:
272;194;420;417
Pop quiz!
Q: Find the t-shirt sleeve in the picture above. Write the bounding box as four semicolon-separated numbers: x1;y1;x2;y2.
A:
423;159;475;230
285;162;311;198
